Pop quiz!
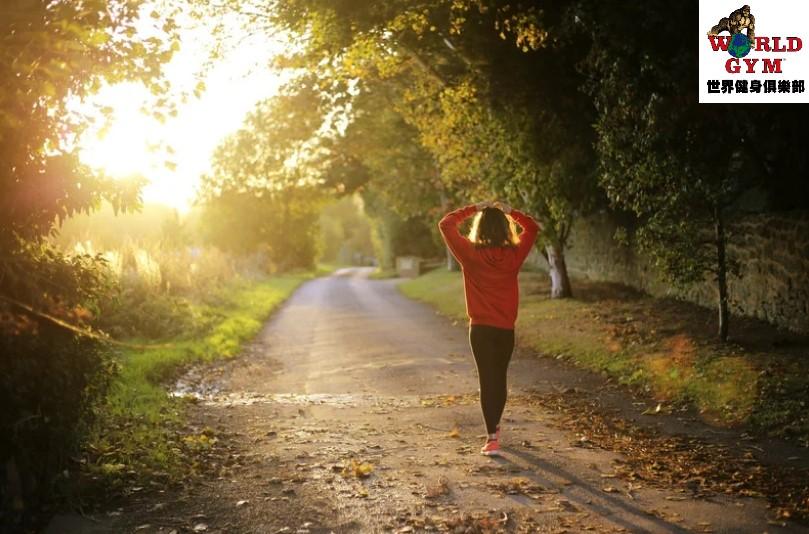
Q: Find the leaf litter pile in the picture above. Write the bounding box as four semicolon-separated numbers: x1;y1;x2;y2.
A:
525;389;809;524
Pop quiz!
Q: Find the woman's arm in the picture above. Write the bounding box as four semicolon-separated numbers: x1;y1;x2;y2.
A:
438;204;479;265
509;209;540;265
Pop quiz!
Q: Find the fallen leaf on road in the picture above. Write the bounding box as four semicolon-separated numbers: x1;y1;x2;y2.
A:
193;523;208;532
447;427;460;438
236;499;249;507
425;477;450;498
341;459;374;478
641;403;664;415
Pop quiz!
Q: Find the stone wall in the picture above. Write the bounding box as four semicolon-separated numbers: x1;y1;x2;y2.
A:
527;211;809;334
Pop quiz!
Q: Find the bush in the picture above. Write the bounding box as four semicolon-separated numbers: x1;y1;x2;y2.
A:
97;288;199;340
0;243;117;530
0;325;114;530
198;187;322;271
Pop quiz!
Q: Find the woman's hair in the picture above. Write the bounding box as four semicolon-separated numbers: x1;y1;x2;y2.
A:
468;207;518;248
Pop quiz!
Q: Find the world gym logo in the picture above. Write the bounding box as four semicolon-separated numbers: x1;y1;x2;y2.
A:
699;2;808;102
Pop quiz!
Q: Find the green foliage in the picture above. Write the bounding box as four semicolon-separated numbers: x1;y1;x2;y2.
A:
336;82;443;218
0;3;178;521
0;0;178;243
85;274;312;489
373;208;442;270
259;0;603;297
570;1;809;337
578;3;732;285
203;77;337;195
199;188;323;271
197;80;332;271
0;324;114;527
398;267;467;319
100;289;200;340
318;195;375;265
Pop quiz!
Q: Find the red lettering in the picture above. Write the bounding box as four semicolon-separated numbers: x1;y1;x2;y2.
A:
743;58;758;73
755;36;770;51
772;37;787;52
709;35;731;51
788;37;803;52
726;58;740;73
763;58;783;73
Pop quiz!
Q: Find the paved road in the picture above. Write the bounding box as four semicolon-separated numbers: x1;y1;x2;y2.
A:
53;267;804;533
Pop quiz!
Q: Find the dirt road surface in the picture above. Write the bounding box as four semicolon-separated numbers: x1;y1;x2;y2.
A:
49;267;808;533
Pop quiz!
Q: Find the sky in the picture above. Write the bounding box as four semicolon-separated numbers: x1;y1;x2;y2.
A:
78;6;292;213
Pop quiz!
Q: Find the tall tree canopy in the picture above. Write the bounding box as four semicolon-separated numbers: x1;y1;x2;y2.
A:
1;0;179;325
232;0;606;296
1;0;180;522
576;0;809;340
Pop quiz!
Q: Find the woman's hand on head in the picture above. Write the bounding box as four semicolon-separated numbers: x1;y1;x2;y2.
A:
493;201;512;214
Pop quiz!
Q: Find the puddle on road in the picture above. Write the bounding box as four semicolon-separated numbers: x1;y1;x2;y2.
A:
171;378;223;400
170;364;478;410
172;390;422;409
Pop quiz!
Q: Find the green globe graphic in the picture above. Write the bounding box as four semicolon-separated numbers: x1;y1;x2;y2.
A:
728;33;751;58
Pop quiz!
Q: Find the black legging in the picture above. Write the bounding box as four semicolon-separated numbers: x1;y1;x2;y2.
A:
469;324;515;435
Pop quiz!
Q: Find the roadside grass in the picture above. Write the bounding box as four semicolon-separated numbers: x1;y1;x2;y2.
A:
83;271;320;489
368;267;399;280
399;268;809;445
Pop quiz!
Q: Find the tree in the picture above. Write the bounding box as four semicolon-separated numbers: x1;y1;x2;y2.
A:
1;0;178;319
263;0;602;297
198;79;332;269
0;0;179;523
576;1;809;341
199;187;323;270
326;82;448;269
318;195;375;266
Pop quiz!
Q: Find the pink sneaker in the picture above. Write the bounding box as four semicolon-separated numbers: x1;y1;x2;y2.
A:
480;438;501;456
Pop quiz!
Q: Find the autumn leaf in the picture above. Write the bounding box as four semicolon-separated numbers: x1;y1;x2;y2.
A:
341;459;374;478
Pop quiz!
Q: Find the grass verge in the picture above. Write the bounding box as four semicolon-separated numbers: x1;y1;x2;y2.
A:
399;268;809;445
82;271;319;491
367;268;399;280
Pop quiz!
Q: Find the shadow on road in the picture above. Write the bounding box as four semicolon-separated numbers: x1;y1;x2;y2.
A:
498;447;689;534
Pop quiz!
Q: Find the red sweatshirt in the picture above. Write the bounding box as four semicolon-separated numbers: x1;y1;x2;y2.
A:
438;205;540;330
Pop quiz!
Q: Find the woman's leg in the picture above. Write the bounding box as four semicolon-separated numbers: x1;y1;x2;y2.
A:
486;327;514;434
469;325;515;435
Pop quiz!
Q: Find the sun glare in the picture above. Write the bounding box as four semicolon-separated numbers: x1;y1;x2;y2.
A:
79;83;158;179
77;10;291;213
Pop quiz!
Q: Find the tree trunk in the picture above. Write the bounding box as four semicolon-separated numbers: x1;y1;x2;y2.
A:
545;241;573;298
715;209;730;342
446;247;459;271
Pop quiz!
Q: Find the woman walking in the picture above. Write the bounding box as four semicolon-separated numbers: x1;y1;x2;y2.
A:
438;201;540;456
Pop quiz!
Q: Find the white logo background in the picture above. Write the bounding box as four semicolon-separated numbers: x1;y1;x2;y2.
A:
699;0;809;103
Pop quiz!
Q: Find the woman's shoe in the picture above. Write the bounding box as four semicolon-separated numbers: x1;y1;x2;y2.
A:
480;438;501;456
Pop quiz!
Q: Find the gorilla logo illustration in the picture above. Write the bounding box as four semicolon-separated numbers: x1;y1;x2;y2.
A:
708;4;756;40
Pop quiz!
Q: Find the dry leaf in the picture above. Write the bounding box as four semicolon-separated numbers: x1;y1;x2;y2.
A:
341;459;374;478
